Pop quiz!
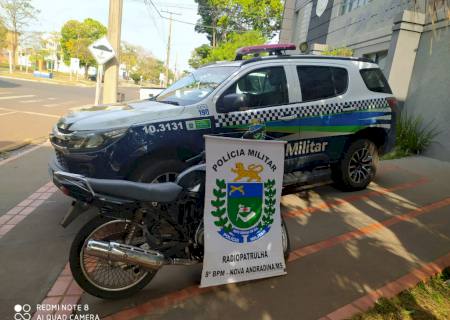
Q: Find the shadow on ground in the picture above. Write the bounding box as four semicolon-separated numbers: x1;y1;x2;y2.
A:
75;158;450;320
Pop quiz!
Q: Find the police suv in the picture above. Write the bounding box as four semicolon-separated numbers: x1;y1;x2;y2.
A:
50;44;397;191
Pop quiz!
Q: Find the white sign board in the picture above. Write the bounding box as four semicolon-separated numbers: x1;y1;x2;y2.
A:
201;136;286;287
88;36;116;65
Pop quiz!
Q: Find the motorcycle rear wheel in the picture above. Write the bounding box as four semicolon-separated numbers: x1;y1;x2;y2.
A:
69;216;157;299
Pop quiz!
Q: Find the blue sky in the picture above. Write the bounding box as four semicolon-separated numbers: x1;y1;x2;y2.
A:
31;0;209;71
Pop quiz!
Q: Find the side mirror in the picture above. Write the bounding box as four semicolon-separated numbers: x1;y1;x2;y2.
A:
217;93;248;113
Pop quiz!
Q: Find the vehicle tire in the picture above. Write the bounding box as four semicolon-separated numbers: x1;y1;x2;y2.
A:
69;216;157;299
129;158;188;183
331;139;379;191
281;217;291;260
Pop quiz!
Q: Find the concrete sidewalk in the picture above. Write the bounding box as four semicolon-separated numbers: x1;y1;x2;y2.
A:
0;144;53;213
0;152;449;320
83;156;450;320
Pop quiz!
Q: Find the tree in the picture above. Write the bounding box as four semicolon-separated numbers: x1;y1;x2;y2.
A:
189;30;266;68
0;20;7;49
129;50;168;85
0;0;39;72
194;0;283;47
60;18;107;78
188;44;212;68
120;42;139;79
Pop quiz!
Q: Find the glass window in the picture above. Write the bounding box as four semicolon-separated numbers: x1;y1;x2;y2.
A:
363;51;388;72
332;67;348;95
217;67;289;111
156;66;238;106
340;0;372;15
297;66;348;101
360;68;392;94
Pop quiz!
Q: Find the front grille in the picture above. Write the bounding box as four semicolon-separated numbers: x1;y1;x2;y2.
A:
55;150;68;170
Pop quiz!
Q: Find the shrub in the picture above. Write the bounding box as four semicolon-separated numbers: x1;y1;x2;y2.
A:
396;111;439;155
322;47;353;57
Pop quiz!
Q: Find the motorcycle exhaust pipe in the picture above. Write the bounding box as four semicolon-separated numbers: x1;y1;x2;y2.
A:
85;240;168;270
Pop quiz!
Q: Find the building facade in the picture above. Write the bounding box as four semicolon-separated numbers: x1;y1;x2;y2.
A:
280;0;429;71
280;0;450;161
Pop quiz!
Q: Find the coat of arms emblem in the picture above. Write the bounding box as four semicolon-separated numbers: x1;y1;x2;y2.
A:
211;162;276;243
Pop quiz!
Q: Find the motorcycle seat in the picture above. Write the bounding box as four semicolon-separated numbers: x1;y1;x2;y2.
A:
85;178;183;202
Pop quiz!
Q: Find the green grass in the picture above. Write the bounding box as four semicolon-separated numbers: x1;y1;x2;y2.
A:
352;269;450;320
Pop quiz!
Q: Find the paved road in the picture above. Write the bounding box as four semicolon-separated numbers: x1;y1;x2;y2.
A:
0;77;139;151
0;148;449;320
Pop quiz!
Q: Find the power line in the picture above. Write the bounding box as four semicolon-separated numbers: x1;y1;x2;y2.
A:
146;0;227;31
142;0;166;44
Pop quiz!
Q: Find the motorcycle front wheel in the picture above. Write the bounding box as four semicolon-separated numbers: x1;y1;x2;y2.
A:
69;216;157;299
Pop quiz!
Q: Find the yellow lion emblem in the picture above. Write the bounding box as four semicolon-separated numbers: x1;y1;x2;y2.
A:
231;162;264;182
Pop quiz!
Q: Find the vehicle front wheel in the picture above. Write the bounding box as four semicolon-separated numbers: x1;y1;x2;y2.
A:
332;139;379;191
129;158;187;183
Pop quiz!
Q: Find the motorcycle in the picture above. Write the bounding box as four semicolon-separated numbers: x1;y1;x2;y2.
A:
53;129;290;299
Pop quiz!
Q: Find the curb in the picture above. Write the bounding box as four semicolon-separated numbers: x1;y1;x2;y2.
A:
0;74;94;88
0;140;31;154
0;140;49;167
0;136;48;154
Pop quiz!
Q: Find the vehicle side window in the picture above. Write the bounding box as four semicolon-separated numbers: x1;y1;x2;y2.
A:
360;68;392;94
217;67;289;112
297;66;348;102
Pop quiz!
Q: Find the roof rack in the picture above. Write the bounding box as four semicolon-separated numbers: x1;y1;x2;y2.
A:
235;43;296;61
240;54;373;65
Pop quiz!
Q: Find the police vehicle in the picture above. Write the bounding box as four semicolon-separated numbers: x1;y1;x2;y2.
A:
50;43;397;191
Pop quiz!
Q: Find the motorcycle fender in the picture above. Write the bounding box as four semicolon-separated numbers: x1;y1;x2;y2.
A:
60;201;89;228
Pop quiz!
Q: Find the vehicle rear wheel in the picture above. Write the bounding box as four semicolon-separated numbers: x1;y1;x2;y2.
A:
69;216;157;299
129;158;187;183
331;139;379;191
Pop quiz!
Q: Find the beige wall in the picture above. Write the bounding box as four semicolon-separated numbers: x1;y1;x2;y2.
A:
405;20;450;161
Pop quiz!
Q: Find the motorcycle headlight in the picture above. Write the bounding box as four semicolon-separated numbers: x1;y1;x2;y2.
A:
69;128;128;151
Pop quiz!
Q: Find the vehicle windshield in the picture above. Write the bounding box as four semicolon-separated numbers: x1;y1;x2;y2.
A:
156;66;239;106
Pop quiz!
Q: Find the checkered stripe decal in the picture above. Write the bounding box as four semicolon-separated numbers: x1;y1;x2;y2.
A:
215;98;389;128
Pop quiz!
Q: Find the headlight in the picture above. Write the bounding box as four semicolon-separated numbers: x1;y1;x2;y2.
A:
68;128;128;151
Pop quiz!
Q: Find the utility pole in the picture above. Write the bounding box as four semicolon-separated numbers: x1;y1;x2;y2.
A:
165;13;172;88
161;10;181;88
103;0;123;104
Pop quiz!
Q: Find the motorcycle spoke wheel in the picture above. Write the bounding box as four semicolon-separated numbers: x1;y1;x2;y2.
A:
80;220;153;291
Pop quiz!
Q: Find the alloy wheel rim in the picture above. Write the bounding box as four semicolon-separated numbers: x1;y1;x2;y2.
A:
348;146;373;184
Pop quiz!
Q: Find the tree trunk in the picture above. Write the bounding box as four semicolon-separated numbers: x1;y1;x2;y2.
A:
84;64;89;79
11;31;18;72
8;50;13;73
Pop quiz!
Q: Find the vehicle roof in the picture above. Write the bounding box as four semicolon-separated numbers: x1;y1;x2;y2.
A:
201;54;374;69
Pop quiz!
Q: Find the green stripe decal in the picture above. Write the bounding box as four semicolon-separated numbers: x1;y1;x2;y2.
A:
266;125;365;133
